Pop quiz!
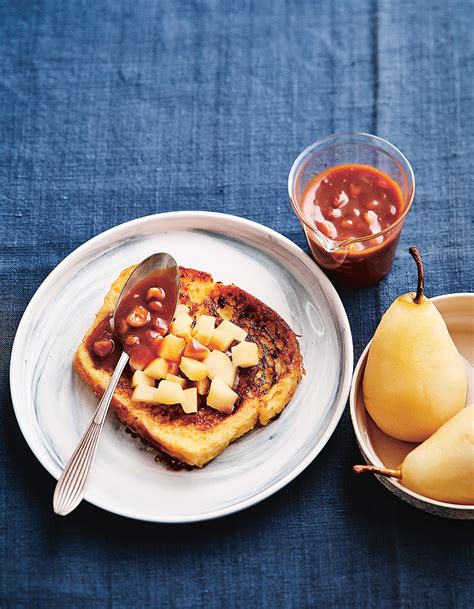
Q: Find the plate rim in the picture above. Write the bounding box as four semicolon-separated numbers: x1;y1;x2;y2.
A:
10;211;353;523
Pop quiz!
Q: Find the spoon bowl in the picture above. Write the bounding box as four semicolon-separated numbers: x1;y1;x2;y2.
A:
111;252;179;333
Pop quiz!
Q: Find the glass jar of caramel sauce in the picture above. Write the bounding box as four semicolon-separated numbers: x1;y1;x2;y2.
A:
289;133;415;289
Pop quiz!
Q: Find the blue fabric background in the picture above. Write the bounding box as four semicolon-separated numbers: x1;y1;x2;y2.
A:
1;0;473;607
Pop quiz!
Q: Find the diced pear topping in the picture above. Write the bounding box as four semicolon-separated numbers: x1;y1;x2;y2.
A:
175;312;193;324
170;313;193;341
184;338;210;361
155;380;184;405
165;373;188;388
173;304;190;319
134;313;257;416
131;370;155;388
208;328;234;352
179;356;208;381
143;357;169;380
205;350;237;387
192;314;216;346
218;319;247;342
206;376;238;414
157;333;186;362
194;376;210;395
231;341;259;368
132;384;162;404
181;387;198;413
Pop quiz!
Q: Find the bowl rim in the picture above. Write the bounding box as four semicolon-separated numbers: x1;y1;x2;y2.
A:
350;292;474;512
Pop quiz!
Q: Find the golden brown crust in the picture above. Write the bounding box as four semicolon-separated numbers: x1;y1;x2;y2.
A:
74;266;303;467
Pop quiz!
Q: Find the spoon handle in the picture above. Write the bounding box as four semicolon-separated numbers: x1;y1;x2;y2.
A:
53;351;129;516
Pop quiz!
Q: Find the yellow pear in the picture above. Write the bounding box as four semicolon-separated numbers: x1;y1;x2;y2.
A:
353;405;474;504
363;248;467;442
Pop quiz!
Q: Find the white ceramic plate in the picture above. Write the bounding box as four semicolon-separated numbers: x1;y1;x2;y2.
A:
10;212;353;523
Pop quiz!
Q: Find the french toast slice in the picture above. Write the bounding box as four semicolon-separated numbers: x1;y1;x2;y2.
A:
74;266;303;467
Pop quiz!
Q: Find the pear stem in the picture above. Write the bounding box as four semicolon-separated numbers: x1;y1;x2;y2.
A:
353;464;402;479
409;247;424;304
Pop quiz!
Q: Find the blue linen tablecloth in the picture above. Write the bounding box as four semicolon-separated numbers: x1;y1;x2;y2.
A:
1;0;473;607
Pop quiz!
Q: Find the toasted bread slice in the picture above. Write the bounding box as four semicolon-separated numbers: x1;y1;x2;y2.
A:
74;266;303;467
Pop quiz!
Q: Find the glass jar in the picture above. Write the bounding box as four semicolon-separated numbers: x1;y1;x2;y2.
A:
288;133;415;289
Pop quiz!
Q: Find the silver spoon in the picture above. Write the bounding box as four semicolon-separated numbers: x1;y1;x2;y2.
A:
53;252;179;516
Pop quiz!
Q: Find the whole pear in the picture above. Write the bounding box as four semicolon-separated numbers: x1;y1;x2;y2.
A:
363;248;467;442
354;405;474;505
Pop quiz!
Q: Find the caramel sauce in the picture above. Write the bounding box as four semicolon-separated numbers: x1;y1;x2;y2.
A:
86;267;178;373
114;267;177;370
301;164;406;288
302;164;403;243
86;316;122;372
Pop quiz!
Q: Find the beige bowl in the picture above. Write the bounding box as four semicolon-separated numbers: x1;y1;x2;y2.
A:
350;292;474;519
